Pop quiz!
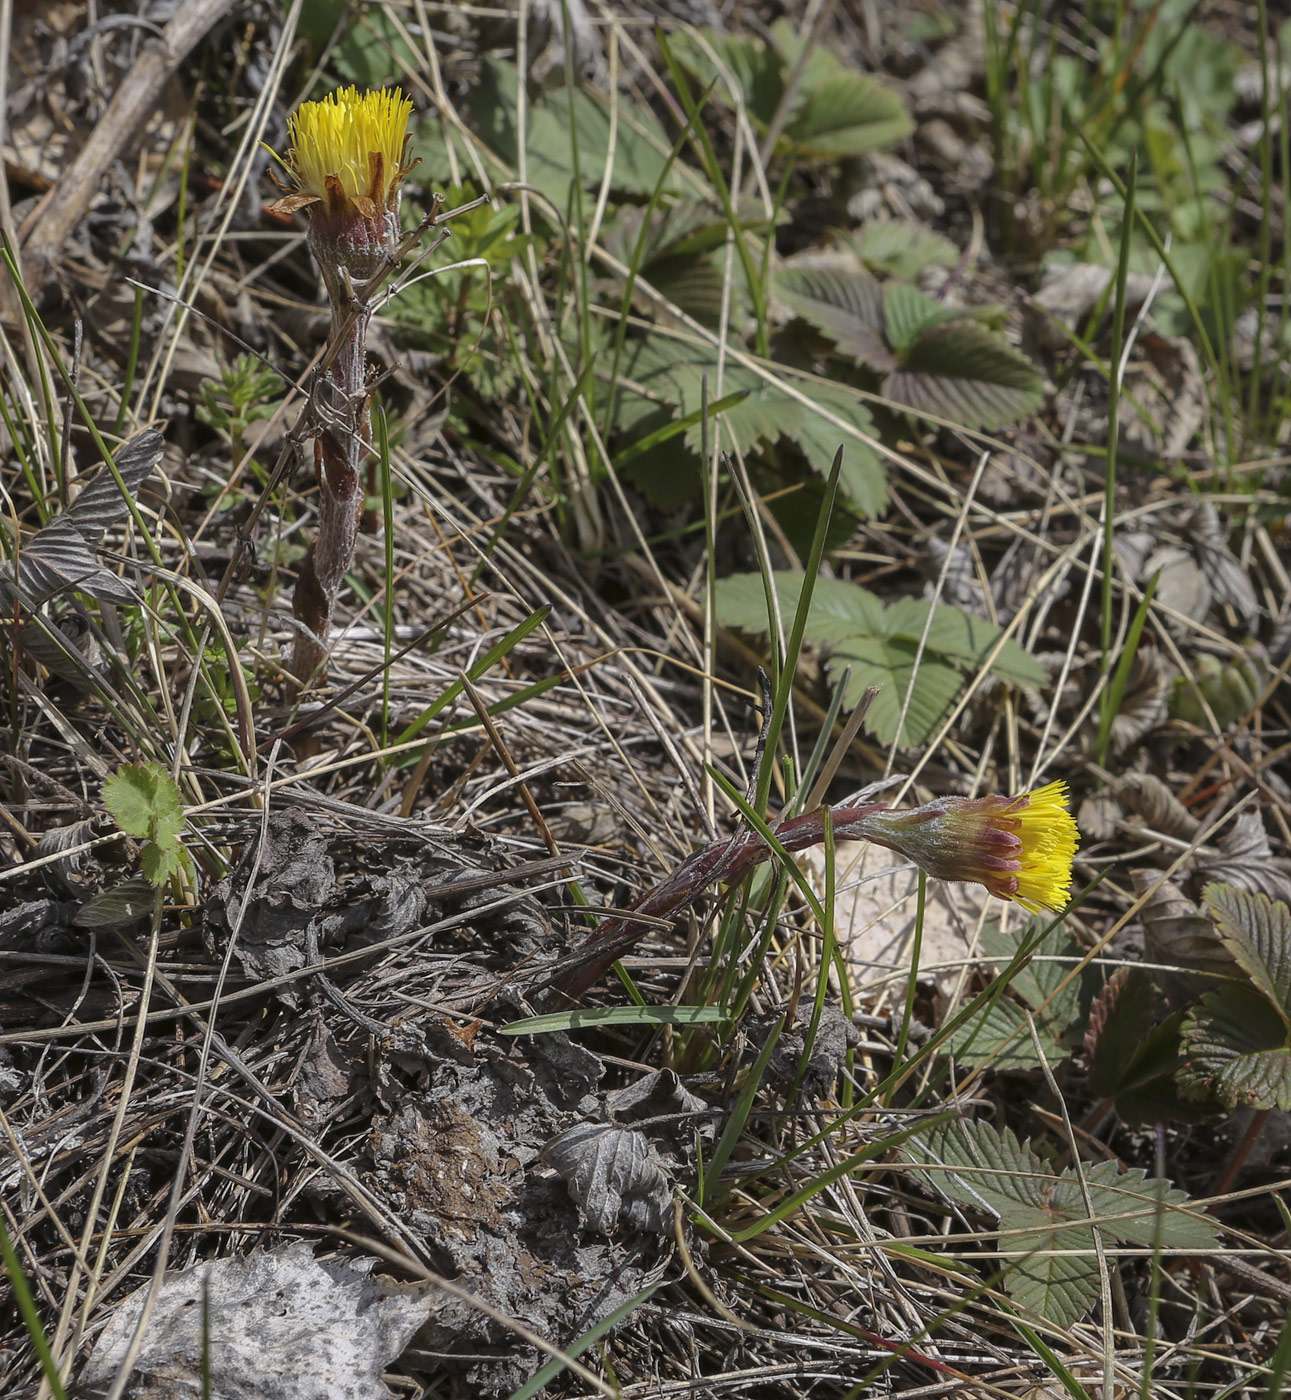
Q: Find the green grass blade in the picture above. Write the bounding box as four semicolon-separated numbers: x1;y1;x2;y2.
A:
0;1212;69;1400
1096;568;1158;768
507;1283;661;1400
656;31;770;356
612;389;750;472
701;1007;785;1203
887;870;926;1105
728;1112;955;1244
471;361;596;587
751;445;844;817
1099;148;1135;694
501;1005;729;1035
394;605;551;745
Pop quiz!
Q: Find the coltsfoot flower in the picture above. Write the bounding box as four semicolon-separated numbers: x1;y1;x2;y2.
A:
267;84;419;683
853;779;1079;914
550;780;1081;1001
269;85;416;282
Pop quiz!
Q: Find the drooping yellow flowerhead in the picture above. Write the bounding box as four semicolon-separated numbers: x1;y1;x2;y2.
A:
1008;780;1079;913
272;85;414;220
852;779;1079;914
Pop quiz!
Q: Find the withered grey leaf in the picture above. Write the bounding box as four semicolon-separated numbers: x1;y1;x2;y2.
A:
207;811;336;999
64;429;165;538
1132;870;1239;1009
18;606;103;684
1199;810;1291;905
541;1122;671;1235
360;868;427;942
607;1068;711;1141
425;863;557;960
1117;772;1199;840
1107;651;1169;753
1146;335;1206;458
1077;789;1121;842
1146;543;1210;624
36;813;115;896
1028;264;1158;348
78;1242;433;1400
0;898;77;950
1191;502;1259;628
743;1005;859;1094
294;1024;358;1128
992;536;1070;624
0;429;163;607
7;518;117;604
1115;530;1158;582
923;538;988;615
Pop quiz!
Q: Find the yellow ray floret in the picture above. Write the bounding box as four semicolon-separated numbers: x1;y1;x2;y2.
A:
1010;780;1079;913
282;85;413;214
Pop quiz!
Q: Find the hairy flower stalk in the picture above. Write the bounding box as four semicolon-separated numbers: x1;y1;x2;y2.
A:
549;781;1079;1003
269;86;415;682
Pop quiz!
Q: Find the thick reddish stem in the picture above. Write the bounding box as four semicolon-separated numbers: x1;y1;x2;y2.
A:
289;289;372;682
546;803;887;1005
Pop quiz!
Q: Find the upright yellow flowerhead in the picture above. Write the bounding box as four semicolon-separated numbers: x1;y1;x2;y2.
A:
270;86;415;282
854;779;1079;914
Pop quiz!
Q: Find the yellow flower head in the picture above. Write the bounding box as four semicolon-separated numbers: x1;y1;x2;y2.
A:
271;85;414;221
1007;780;1079;913
853;779;1079;914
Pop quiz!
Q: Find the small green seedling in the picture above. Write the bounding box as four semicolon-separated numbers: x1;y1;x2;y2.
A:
103;762;194;887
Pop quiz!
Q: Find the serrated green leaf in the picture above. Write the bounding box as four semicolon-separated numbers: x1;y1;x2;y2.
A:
1079;1158;1216;1249
906;1119;1217;1326
909;1118;1046;1216
830;637;962;746
780;71;913;157
470;60;678;208
669;24;911;160
776;259;893;368
885;320;1045;430
982;918;1081;1027
764;476;861;559
1086;970;1156;1088
141;842;194;889
943;997;1068;1070
714;571;886;645
715;571;1043;745
883;597;1049;687
618;337;802;462
638;252;735;327
849;220;958;279
791;380;886;516
882;282;966;355
685;380;800;458
944;919;1080;1071
1182;985;1291;1109
620;442;701;509
1203;883;1291;1024
103;762;184;844
330;5;419;86
666;29;784;126
1083;971;1208;1124
1008;1225;1101;1327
